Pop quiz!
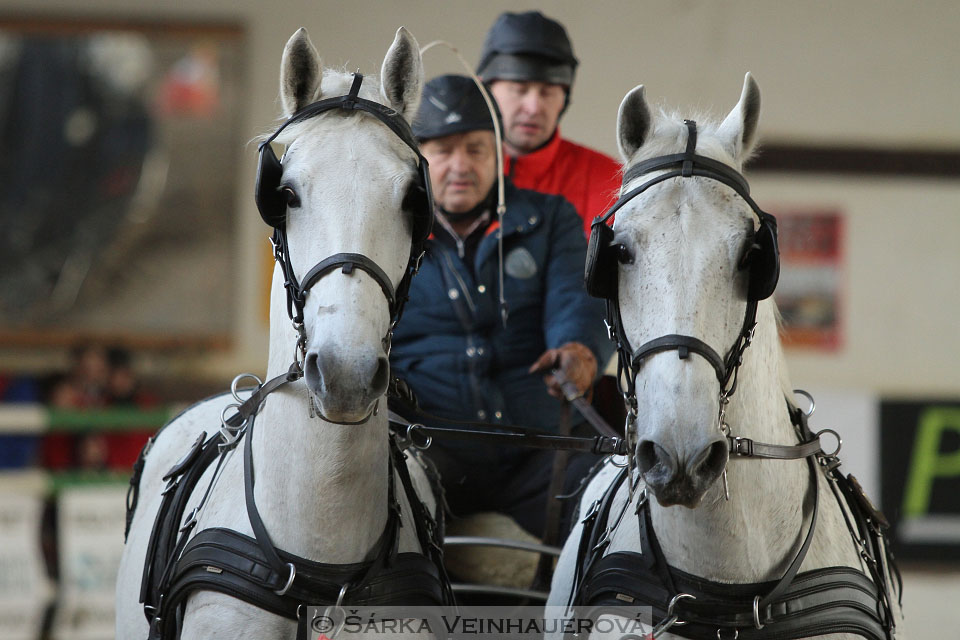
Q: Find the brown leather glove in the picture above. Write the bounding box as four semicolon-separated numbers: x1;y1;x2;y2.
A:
528;341;598;400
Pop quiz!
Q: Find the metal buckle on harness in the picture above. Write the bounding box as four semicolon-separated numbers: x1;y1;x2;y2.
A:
731;436;753;457
604;318;617;343
180;507;199;533
581;499;600;525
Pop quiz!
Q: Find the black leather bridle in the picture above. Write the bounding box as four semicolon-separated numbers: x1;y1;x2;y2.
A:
259;73;433;369
599;121;769;417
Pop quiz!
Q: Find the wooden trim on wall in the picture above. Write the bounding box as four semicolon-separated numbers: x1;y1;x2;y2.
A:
0;330;231;352
0;14;244;38
749;144;960;178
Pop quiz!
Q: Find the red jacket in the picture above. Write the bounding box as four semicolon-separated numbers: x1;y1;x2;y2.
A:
503;130;622;236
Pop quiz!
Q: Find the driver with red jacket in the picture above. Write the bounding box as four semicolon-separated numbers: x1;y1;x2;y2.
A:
478;10;622;236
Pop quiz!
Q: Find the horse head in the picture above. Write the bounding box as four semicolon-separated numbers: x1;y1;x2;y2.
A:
264;27;426;423
612;74;767;508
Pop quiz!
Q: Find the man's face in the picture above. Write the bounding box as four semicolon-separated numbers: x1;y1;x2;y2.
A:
489;80;566;155
420;130;497;214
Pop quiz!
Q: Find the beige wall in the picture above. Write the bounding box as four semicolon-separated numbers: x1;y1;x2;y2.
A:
6;0;959;394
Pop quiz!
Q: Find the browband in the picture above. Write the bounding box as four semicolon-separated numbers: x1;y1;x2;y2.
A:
259;73;422;164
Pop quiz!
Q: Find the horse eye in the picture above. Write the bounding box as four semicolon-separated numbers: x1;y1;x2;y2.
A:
738;241;760;270
616;244;634;264
280;185;301;208
401;183;428;213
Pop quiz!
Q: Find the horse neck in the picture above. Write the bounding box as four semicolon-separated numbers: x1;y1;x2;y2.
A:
646;300;811;580
243;278;391;563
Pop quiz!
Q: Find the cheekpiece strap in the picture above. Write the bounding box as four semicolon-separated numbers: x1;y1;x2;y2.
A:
682;119;697;176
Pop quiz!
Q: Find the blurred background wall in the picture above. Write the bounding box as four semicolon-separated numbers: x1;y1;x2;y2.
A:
0;0;956;637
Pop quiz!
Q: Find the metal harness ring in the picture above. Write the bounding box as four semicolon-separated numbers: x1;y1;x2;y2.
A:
752;594;765;629
815;428;842;457
793;388;816;417
219;403;246;448
407;424;432;450
275;562;296;596
231;373;264;404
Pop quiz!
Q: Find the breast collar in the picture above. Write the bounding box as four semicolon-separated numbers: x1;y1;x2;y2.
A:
566;403;901;640
132;391;454;640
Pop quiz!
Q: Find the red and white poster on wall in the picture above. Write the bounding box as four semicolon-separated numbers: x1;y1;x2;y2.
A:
773;209;844;351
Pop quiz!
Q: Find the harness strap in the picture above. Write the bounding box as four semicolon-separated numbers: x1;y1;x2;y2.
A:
756;456;820;610
631;334;726;382
568;465;630;610
242;410;292;590
140;432;224;617
727;433;824;460
391;443;457;606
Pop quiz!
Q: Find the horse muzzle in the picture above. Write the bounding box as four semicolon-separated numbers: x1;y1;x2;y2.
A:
637;435;728;508
303;347;390;423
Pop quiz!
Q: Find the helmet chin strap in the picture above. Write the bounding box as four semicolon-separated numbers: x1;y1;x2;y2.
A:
421;39;509;327
437;186;496;223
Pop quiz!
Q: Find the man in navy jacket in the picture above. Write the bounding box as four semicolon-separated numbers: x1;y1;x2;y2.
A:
391;75;611;537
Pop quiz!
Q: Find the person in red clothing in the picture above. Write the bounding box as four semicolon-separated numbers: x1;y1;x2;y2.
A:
477;10;622;236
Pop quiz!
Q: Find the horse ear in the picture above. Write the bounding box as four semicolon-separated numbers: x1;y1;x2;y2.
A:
280;28;322;116
380;27;424;122
718;72;761;161
616;85;651;162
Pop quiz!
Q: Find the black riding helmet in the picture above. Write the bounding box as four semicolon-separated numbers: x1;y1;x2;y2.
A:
476;11;578;88
412;74;501;141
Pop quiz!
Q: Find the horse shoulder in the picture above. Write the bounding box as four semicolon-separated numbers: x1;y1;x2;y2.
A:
116;392;237;637
181;590;293;638
547;461;624;609
396;450;439;553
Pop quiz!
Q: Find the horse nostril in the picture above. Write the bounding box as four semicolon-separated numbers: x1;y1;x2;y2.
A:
637;440;658;475
692;440;729;483
303;351;323;391
370;356;389;396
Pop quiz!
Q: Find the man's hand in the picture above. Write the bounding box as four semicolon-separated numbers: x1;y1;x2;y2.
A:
528;342;597;400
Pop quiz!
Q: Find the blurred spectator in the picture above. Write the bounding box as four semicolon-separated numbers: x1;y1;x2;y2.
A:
106;346;157;407
40;343;155;471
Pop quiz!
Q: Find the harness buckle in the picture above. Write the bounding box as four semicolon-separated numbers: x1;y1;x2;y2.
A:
604;318;617;343
731;436;753;457
582;499;600;523
180;507;199;533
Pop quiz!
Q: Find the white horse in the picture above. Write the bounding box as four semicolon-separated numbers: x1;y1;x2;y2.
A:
116;27;449;639
548;75;903;639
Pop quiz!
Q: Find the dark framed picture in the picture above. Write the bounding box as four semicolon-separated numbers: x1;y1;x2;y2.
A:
0;17;245;350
